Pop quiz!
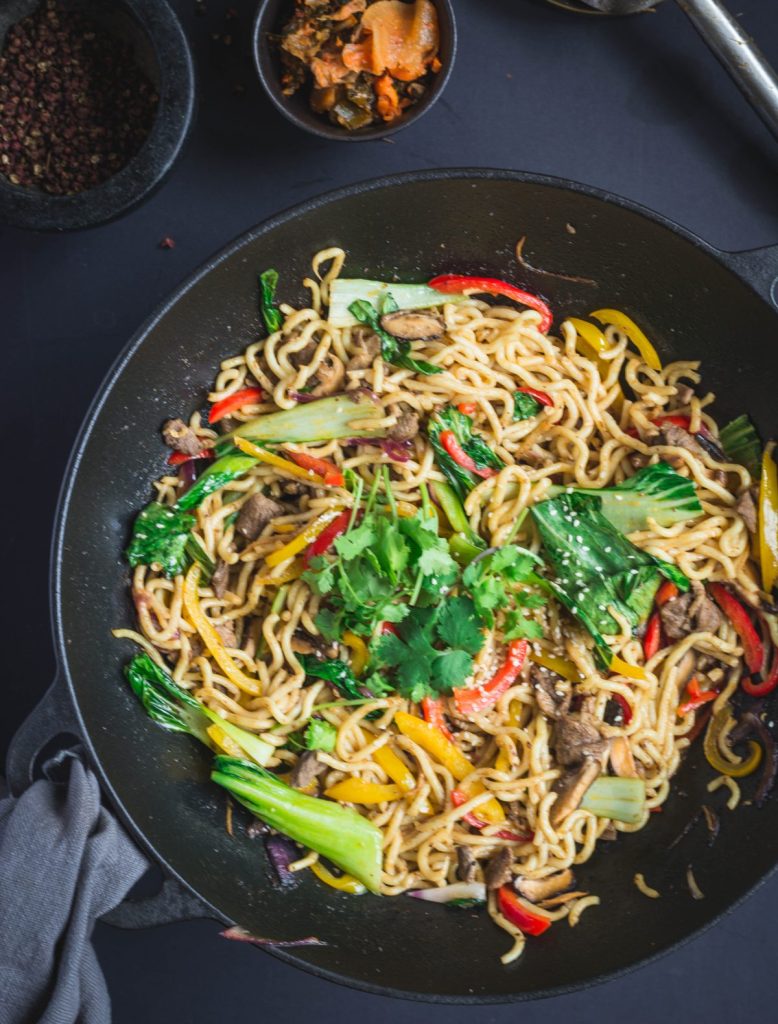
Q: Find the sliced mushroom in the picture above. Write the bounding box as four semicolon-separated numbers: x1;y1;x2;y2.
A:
290;628;334;660
550;758;600;828
553;714;608;767
531;666;571;720
609;736;640;778
309;354;345;397
380;310;445;341
515;868;575;903
484;847;513;890
456;845;477;884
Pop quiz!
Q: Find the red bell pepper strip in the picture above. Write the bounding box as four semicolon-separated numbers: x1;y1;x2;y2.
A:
457;401;477;416
439;430;497;480
381;621;400;637
742;647;778;697
516;386;554;408
655;581;678;607
208;386;264;424
497;886;552;936
612;693;633;725
643;611;662;661
450;790;531;842
454;640;529;717
428;275;553;334
285;450;345;487
167;448;214;466
421;696;454;742
301;509;351;569
709;583;765;674
677;677;718;717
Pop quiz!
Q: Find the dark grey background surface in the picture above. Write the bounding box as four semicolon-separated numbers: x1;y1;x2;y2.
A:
3;0;778;1020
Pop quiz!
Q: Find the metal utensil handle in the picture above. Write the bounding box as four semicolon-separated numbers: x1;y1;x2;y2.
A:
676;0;778;141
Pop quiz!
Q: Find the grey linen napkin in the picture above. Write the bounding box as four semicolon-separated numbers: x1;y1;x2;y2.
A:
0;749;148;1024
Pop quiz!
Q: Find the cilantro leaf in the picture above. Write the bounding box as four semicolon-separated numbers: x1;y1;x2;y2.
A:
304;718;337;752
432;648;474;691
436;596;485;655
314;607;342;642
503;611;544;641
334;519;377;560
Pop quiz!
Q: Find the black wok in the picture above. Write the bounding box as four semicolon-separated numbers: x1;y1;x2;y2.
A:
9;169;778;1003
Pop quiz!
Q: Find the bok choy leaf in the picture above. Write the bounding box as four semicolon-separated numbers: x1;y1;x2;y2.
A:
328;278;466;328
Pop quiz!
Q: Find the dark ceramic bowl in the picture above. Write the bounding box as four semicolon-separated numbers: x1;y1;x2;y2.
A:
253;0;456;141
0;0;195;232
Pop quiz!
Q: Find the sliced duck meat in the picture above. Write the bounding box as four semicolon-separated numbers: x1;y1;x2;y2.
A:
531;666;571;720
236;493;285;541
379;310;445;341
736;489;758;534
289;751;327;790
689;580;723;634
309;354;345;397
211;558;231;598
553;714;607;767
346;327;381;371
655;424;705;466
162;418;202;456
516;868;575;903
456;845;477;884
388;404;420;441
484;847;513;890
659;590;694;641
550;758;601;828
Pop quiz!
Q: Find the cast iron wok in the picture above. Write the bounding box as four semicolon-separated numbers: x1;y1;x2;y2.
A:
11;169;778;1003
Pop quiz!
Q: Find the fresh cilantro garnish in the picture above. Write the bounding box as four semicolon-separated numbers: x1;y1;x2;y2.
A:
304;718;337;752
462;545;543;627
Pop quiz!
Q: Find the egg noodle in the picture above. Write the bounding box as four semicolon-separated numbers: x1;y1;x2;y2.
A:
121;247;759;963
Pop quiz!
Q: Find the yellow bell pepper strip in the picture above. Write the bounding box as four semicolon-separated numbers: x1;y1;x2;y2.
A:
568;317;608;357
254;561;303;586
394;711;505;823
233;435;326;485
310;859;366;894
529;651;584;682
206;723;245;759
590;309;662;370
703;708;762;777
373;745;416;792
325;778;403;804
265;509;342;568
759;442;778;594
609;655;648;682
342;631;369;677
183;564;261;695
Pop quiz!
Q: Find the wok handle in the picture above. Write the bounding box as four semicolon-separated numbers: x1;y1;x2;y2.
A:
720;244;778;310
675;0;778;141
5;676;80;797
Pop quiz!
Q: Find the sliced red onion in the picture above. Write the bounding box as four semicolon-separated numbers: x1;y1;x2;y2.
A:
343;437;413;463
265;835;301;887
289;391;319;404
178;459;199;493
408;882;486;904
220;926;326;948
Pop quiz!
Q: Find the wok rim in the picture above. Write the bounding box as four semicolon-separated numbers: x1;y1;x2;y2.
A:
49;166;778;1003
